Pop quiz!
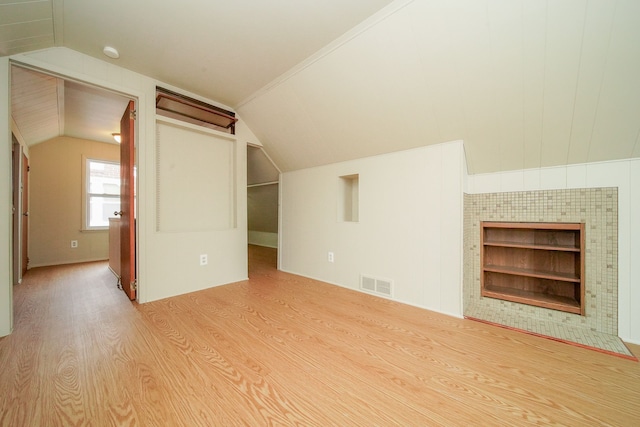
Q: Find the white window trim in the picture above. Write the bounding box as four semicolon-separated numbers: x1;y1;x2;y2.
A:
82;157;120;231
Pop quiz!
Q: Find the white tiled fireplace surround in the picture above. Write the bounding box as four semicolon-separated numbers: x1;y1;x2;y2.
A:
463;188;633;357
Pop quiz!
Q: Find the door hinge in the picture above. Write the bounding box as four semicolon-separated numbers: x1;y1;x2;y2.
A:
27;165;30;172
130;110;137;120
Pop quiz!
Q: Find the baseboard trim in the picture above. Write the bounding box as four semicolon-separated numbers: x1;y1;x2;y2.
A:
28;258;108;269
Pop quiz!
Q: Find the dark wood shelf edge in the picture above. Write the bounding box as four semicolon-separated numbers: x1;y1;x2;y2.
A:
483;265;581;283
482;288;582;315
481;221;583;230
483;241;580;252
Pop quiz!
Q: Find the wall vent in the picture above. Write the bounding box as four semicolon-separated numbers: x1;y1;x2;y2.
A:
360;275;393;297
361;276;376;292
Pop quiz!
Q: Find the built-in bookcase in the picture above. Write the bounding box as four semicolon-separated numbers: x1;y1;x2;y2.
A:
481;222;585;315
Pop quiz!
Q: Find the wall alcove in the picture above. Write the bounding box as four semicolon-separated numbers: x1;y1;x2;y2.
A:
481;222;585;315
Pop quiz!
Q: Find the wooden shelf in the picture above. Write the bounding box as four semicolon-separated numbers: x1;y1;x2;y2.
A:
483;264;581;283
483;285;582;315
481;222;585;315
483;241;580;252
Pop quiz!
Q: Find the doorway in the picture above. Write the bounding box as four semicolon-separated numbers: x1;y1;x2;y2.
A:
247;144;280;271
10;64;138;300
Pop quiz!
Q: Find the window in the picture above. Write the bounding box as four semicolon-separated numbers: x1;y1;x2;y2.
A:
86;159;120;229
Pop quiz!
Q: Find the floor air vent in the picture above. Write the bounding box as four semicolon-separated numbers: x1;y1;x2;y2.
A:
360;275;393;297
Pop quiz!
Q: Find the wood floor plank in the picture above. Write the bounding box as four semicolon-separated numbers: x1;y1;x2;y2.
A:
0;247;639;426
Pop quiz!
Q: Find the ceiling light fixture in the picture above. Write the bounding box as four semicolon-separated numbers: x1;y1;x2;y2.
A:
103;46;120;59
112;133;121;143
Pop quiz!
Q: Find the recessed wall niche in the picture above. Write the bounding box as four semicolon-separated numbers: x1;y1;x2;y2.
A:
339;174;359;222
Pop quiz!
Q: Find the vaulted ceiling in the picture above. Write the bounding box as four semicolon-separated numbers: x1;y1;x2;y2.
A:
3;0;640;174
10;66;130;146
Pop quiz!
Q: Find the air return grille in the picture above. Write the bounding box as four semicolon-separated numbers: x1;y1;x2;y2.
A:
360;275;393;297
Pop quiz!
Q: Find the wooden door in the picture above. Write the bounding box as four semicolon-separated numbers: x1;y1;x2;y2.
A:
21;154;29;276
120;100;136;300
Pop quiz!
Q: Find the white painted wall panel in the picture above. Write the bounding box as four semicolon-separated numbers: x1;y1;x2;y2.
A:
439;142;464;316
521;0;546;170
449;1;495;176
628;160;640;343
281;141;465;317
566;164;588;189
588;1;640;163
0;57;12;336
486;0;525;172
371;7;441;148
470;172;501;194
499;170;524;193
421;146;443;311
408;1;465;146
522;169;541;191
539;167;566;190
539;0;586;168
566;1;616;165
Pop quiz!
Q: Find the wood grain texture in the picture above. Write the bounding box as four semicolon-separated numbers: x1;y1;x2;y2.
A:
1;247;639;426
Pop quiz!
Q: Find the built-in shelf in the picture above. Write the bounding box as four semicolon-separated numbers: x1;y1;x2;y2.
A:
483;264;581;282
481;222;585;315
483;241;581;252
482;285;582;314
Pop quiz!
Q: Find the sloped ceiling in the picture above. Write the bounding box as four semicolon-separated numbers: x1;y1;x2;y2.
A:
247;145;280;186
10;66;60;145
3;0;640;174
11;66;131;146
238;0;640;173
60;0;395;108
0;0;56;56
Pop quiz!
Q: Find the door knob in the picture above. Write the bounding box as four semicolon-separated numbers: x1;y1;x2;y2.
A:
22;211;29;217
114;211;123;216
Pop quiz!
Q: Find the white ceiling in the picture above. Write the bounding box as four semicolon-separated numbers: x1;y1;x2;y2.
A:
11;65;131;146
3;0;640;174
61;0;395;107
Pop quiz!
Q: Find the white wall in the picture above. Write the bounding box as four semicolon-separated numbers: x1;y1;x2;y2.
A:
28;137;119;268
280;141;465;318
0;57;12;336
467;159;640;344
0;48;251;336
149;117;246;301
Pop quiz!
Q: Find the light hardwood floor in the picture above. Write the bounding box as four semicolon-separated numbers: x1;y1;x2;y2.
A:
1;245;639;426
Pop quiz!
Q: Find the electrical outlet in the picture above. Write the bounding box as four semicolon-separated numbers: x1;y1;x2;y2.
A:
328;252;334;263
71;240;78;248
199;254;208;266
